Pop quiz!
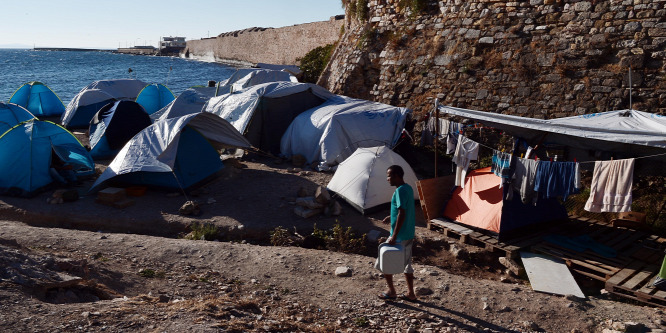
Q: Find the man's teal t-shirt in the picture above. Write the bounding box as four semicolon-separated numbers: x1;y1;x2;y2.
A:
390;183;415;242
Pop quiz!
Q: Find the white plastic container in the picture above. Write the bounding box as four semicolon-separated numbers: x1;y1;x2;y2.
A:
378;243;405;274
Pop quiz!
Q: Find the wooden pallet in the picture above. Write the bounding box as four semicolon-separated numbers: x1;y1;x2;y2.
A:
605;261;666;308
531;217;657;281
430;218;523;259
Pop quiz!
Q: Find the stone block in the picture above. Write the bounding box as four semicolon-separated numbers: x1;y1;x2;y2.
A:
574;1;592;11
293;206;322;218
97;187;126;203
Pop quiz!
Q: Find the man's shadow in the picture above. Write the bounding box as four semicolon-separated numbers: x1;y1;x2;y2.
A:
386;299;525;333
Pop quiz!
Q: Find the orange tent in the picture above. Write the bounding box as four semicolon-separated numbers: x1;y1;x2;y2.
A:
443;167;568;240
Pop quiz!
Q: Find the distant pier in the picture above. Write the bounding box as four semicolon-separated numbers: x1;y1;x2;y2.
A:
34;47;114;52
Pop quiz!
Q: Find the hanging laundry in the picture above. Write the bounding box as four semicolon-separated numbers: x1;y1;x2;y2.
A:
446;122;462;154
452;135;479;188
491;150;513;188
584;158;635;213
534;161;580;201
419;115;449;147
511;157;540;205
419;114;435;146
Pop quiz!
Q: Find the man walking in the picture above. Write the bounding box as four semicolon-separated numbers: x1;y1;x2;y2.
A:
377;164;417;301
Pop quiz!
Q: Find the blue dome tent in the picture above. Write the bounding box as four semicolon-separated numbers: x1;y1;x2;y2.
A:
9;81;66;117
88;100;152;160
0;102;37;134
0;120;94;197
90;113;251;192
135;83;175;115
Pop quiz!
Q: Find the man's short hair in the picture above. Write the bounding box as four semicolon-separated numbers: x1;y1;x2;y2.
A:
387;165;404;178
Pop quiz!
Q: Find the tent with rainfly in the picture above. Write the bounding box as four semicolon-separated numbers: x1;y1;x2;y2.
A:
9;81;66;116
89;112;251;192
88;100;152;160
135;83;175;115
204;81;333;155
281;97;411;170
150;87;217;122
61;79;148;128
0;119;94;197
0;102;37;134
327;146;419;214
442;167;568;241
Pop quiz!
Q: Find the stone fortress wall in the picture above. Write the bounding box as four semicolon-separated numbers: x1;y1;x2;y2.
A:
183;16;345;66
319;0;666;118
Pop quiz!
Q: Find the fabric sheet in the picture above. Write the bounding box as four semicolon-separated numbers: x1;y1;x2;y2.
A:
511;158;540;205
452;135;479;188
584;158;635;213
534;161;580;201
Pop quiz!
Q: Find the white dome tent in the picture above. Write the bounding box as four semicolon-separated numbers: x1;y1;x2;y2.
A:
327;146;419;215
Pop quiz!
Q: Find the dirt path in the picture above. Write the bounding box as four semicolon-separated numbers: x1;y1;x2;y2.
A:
0;154;664;332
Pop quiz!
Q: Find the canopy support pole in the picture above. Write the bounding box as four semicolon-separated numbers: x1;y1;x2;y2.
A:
434;99;439;178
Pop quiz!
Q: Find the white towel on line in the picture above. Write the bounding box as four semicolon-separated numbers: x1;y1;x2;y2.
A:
584;158;635;213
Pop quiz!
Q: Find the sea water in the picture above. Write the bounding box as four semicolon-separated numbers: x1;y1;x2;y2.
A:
0;48;236;106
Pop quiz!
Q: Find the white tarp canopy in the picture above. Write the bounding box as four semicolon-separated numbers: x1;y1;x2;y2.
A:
90;112;251;192
281;97;411;169
150;87;217;122
438;105;666;160
61;79;148;127
327;146;419;214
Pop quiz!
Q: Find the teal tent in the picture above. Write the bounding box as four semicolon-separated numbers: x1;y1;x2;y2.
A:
135;83;175;115
9;81;66;116
0;120;94;196
0;102;37;134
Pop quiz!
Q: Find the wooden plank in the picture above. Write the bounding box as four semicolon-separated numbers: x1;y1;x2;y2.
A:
606;261;646;286
623;265;660;290
612;232;648;251
416;176;456;224
430;218;473;235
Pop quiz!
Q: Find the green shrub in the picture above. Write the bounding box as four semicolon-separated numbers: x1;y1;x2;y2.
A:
298;43;336;84
138;269;166;278
183;222;219;241
312;222;366;254
270;226;291;246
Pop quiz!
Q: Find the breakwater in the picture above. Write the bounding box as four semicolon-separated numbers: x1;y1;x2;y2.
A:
319;0;666;118
182;16;345;66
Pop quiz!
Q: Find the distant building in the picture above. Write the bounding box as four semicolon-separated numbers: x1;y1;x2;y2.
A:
159;36;186;56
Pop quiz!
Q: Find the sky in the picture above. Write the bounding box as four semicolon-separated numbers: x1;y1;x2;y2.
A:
1;0;345;49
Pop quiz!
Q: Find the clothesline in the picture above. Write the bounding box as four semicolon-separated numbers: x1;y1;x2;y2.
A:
456;133;666;164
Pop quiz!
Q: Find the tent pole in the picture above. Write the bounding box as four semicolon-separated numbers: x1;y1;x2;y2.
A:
434;99;439;178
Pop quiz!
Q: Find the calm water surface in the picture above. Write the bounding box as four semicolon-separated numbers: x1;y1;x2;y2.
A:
0;49;236;105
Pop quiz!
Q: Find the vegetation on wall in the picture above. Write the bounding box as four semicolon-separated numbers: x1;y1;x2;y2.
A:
398;0;431;17
343;0;368;22
298;43;336;84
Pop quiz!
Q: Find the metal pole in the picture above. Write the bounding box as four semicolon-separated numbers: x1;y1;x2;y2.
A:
629;67;632;110
434;98;439;178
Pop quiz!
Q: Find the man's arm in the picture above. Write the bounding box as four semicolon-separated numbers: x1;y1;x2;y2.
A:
387;208;405;245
